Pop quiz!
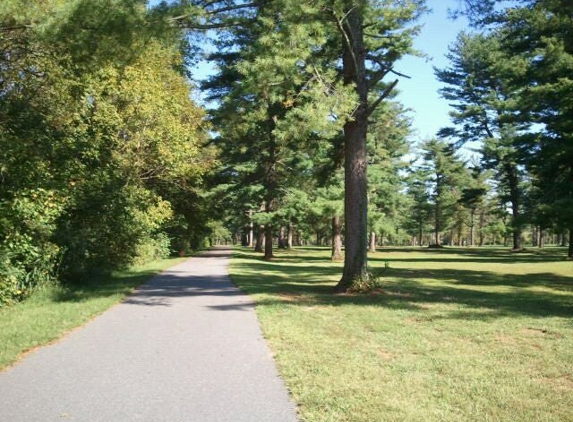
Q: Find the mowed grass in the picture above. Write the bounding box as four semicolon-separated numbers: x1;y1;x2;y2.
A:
230;246;573;422
0;256;188;370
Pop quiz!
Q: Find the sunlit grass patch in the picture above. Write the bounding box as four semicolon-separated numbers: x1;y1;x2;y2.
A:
231;246;573;422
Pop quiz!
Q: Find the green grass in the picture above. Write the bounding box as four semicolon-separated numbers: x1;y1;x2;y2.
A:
230;246;573;422
0;256;188;370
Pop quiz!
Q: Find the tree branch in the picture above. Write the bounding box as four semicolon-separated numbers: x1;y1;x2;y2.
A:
367;79;399;117
331;8;359;76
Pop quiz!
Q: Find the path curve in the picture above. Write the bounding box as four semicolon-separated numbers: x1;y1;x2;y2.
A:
0;247;298;422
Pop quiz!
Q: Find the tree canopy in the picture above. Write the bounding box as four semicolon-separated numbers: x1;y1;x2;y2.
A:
1;0;571;305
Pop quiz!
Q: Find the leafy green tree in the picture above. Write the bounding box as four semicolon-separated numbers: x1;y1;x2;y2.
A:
421;139;468;246
312;173;345;260
404;168;433;246
458;0;573;257
435;32;527;250
174;0;426;282
1;1;211;303
367;99;411;252
321;0;426;290
204;1;353;260
459;166;490;247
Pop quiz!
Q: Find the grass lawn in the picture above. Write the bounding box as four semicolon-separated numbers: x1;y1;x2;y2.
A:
230;246;573;422
0;256;188;370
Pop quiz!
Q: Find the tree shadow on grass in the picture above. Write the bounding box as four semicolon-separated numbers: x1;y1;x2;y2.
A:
232;250;573;320
369;246;570;263
52;248;572;321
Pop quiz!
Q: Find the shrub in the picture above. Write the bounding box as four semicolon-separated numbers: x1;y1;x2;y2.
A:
133;233;171;266
0;190;63;306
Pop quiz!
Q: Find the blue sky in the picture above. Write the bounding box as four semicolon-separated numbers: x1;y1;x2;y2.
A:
394;1;469;142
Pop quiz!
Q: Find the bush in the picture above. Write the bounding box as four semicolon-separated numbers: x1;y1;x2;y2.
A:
57;184;174;276
0;190;63;307
0;244;61;307
133;233;171;266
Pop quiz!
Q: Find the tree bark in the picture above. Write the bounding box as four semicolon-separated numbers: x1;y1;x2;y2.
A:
278;226;286;249
568;229;573;259
248;212;254;248
255;225;264;252
331;216;343;261
336;5;369;291
264;224;274;260
479;209;485;246
469;209;475;247
434;203;441;245
369;231;376;253
505;163;522;250
287;223;293;249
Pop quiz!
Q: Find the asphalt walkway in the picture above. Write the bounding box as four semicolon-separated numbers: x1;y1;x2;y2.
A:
0;247;298;421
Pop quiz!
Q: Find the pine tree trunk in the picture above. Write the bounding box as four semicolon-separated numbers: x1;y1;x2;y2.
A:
264;224;274;260
469;209;475;247
248;215;254;248
278;226;285;249
331;216;343;261
434;228;441;246
479;210;485;246
434;196;441;246
287;223;293;249
506;163;522;250
369;231;376;253
337;5;369;292
255;225;264;252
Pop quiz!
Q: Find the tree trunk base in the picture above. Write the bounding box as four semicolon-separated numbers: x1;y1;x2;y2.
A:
334;281;351;293
428;244;443;249
331;252;344;262
335;269;371;293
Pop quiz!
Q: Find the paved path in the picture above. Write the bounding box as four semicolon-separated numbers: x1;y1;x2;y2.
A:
0;247;298;421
